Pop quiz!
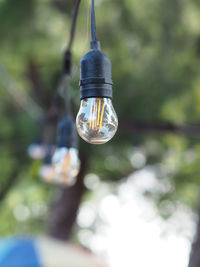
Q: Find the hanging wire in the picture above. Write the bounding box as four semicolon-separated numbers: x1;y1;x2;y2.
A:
42;0;82;137
57;0;82;113
28;0;83;150
91;0;97;41
57;75;71;114
85;2;90;47
70;1;90;81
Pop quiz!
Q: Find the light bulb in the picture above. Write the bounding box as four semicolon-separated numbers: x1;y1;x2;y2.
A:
39;164;55;183
76;97;118;144
39;146;56;183
28;143;47;160
52;147;80;186
77;37;118;144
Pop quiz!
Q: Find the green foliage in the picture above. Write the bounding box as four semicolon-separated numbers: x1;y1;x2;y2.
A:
1;0;200;236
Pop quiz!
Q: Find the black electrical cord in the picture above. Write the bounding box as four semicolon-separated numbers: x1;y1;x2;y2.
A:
41;0;82;147
91;0;97;42
61;0;82;112
57;75;71;114
79;0;113;100
28;0;82;161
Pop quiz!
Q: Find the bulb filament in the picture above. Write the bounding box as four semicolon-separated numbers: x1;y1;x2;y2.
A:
63;150;71;169
89;98;105;131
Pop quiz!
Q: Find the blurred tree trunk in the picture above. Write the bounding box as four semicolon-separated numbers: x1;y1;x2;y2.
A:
188;204;200;267
47;150;89;241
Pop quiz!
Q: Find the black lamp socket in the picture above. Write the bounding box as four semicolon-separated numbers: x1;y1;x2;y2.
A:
57;115;78;148
79;41;113;99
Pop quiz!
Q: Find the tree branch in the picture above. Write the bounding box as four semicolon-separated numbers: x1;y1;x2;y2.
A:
0;63;43;120
26;61;48;108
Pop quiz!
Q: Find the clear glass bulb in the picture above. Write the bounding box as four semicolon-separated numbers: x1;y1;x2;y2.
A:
52;147;80;186
39;164;55;183
28;144;47;160
76;98;118;144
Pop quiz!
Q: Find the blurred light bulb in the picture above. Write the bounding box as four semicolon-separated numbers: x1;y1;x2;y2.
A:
76;97;118;144
28;143;47;160
39;146;56;183
39;164;55;183
52;147;80;186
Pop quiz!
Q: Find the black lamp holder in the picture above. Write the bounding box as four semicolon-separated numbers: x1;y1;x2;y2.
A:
79;0;113;100
56;114;78;148
44;146;53;165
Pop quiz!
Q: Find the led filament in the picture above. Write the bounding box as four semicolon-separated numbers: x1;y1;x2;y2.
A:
90;98;104;131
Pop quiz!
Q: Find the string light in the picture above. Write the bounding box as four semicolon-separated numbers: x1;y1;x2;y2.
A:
52;114;80;186
39;147;56;183
76;0;118;144
39;0;82;186
28;140;47;160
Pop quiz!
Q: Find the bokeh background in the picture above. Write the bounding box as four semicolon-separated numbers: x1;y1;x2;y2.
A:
1;0;200;266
